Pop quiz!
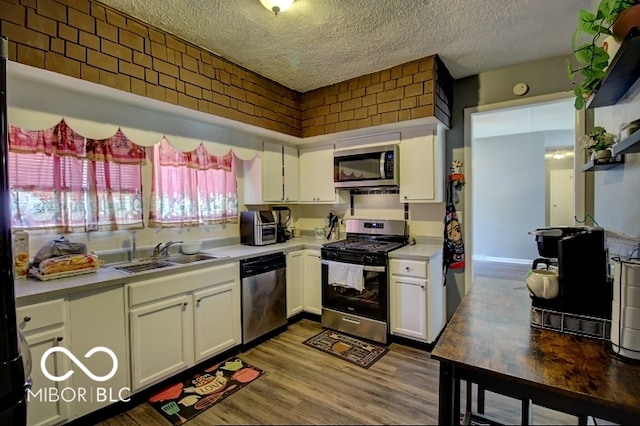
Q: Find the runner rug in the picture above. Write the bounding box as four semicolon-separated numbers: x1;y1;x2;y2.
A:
147;357;263;425
302;329;389;369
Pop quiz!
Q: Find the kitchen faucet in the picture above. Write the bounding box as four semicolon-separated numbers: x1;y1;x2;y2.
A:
153;241;183;257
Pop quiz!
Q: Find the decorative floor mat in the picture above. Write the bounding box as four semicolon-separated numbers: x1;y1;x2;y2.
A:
148;357;263;425
302;329;389;369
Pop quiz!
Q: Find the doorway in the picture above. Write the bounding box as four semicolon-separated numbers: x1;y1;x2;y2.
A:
465;96;577;284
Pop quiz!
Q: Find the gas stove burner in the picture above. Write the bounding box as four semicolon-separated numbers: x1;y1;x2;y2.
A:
323;238;405;253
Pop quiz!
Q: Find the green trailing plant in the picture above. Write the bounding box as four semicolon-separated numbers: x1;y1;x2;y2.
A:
567;0;639;109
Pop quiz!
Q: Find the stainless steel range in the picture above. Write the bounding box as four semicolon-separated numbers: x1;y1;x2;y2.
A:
321;218;407;344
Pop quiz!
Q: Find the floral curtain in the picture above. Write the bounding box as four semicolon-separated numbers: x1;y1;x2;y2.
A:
8;119;146;232
149;138;238;228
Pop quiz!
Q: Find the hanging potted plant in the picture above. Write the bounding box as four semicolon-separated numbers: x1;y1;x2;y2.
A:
566;0;640;109
580;126;616;160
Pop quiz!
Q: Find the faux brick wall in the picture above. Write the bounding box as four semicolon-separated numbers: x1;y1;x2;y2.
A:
0;0;302;136
0;0;453;139
301;56;452;138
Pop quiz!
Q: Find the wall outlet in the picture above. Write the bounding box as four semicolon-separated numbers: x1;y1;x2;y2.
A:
456;211;463;224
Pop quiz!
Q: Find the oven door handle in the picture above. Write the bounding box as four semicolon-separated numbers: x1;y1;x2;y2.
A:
320;259;385;273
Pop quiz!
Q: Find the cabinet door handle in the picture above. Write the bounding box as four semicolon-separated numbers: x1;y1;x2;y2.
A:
56;336;64;342
196;298;202;304
405;266;411;271
183;302;188;307
23;316;31;323
397;281;425;289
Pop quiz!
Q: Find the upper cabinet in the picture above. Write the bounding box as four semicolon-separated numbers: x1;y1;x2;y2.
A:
399;126;445;203
299;145;344;204
283;145;300;202
243;141;299;204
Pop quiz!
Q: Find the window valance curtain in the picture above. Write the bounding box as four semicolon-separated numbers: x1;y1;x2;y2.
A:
9;119;147;164
156;138;233;171
8;119;146;232
149;138;238;228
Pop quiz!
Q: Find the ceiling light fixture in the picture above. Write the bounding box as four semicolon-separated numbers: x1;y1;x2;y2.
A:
260;0;294;15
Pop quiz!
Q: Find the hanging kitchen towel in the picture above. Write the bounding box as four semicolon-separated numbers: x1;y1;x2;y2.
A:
328;261;364;291
443;180;465;270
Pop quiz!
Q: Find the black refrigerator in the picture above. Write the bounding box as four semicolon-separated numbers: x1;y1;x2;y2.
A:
0;36;30;426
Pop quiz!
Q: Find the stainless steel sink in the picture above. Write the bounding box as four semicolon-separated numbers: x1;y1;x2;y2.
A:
112;260;175;274
167;253;226;264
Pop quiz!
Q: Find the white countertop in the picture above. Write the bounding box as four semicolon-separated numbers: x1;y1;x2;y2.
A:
14;236;440;304
14;236;324;304
389;243;442;261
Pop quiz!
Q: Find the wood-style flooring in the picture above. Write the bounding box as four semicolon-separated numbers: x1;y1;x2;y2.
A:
97;317;591;425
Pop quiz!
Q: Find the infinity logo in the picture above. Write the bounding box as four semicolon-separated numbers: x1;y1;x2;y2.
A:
41;347;118;382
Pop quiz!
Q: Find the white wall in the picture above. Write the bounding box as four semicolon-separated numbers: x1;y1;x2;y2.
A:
295;195;444;240
472;133;545;261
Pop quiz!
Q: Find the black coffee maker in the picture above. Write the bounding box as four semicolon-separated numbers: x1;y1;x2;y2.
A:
272;206;291;243
529;226;612;319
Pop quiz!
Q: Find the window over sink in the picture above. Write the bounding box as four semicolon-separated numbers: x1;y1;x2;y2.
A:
8;119;146;232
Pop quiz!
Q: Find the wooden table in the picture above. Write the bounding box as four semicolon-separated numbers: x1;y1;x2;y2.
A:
431;280;640;425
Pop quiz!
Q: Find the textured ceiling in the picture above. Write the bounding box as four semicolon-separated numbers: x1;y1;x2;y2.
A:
97;0;596;93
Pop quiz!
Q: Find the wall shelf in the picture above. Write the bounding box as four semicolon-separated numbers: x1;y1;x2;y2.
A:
612;129;640;155
580;155;625;172
587;28;640;109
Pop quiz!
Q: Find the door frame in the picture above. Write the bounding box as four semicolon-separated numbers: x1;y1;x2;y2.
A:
462;92;586;294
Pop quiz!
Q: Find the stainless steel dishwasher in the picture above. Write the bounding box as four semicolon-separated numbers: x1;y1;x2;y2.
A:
240;252;287;345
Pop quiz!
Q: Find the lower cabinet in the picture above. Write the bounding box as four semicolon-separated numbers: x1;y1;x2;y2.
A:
127;262;240;391
286;250;304;317
193;280;240;362
129;294;193;391
68;285;129;419
17;298;71;426
303;249;322;315
389;252;445;343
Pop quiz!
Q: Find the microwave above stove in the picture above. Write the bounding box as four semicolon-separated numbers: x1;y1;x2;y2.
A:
333;145;398;188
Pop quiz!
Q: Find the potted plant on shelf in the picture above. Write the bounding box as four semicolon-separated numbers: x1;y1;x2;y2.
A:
567;0;640;109
580;126;616;160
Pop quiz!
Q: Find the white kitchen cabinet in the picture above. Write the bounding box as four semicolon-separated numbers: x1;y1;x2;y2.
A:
127;262;240;391
303;249;322;315
299;145;343;203
389;252;445;343
16;298;71;426
286;249;304;317
399;126;444;203
262;141;285;202
68;285;129;419
129;294;193;390
243;141;299;204
283;144;299;202
193;278;241;362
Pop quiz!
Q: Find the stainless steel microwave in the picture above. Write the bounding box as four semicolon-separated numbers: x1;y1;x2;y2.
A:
333;144;399;188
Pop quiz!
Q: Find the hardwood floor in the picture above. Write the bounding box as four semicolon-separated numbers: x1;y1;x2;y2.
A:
473;259;532;282
96;319;591;426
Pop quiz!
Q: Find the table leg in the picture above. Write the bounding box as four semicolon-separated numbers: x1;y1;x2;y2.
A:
477;384;485;414
438;362;460;425
521;398;532;425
